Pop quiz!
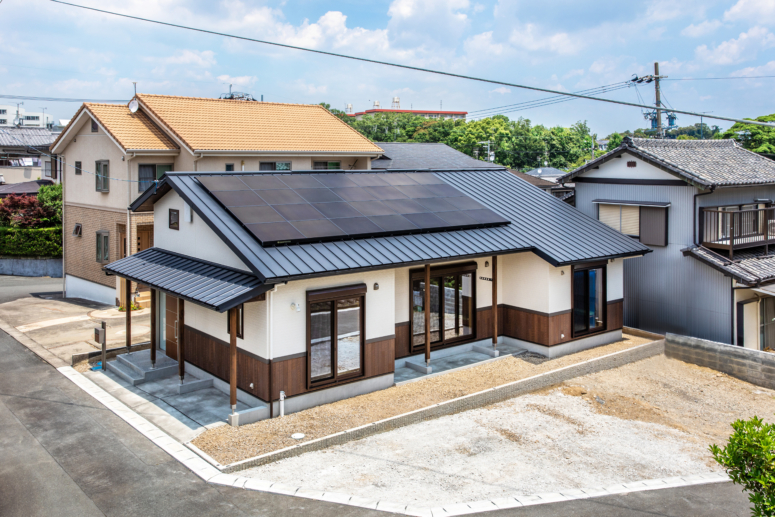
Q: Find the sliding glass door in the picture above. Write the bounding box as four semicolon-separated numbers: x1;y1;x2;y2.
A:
573;265;606;337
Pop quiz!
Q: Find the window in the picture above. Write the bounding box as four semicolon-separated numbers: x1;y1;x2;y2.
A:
138;164;173;192
95;160;109;192
169;209;179;230
227;304;244;339
598;203;668;246
25;115;40;121
313;161;341;170
761;298;775;351
259;162;292;171
572;264;606;337
0;109;6;115
410;263;476;352
75;161;82;175
225;164;235;172
44;161;52;177
599;204;639;237
0;119;6;125
91;119;98;132
307;284;366;387
72;223;82;237
96;231;110;263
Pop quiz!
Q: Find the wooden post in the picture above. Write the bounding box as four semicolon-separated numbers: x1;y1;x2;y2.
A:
424;263;431;367
229;307;237;413
124;278;131;352
178;298;185;383
150;288;157;368
493;256;500;349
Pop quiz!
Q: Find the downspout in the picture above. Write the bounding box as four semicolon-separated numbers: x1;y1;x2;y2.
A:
193;152;203;172
693;185;716;245
267;283;282;418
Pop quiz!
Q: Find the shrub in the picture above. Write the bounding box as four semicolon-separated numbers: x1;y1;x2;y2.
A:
0;194;55;229
37;183;62;226
0;227;62;257
711;415;775;517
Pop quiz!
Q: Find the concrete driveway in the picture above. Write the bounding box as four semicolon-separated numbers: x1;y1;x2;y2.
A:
0;276;149;365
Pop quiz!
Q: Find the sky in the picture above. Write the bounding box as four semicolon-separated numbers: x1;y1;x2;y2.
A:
1;0;774;136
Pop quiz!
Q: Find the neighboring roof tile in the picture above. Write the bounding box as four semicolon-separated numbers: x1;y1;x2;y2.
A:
684;245;775;286
0;127;56;148
0;180;53;197
136;94;383;153
508;169;555;188
371;142;500;169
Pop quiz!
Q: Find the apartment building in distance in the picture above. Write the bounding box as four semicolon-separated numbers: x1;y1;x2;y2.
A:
50;94;384;305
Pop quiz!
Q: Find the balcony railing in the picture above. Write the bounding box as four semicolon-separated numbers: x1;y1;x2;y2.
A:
700;206;775;258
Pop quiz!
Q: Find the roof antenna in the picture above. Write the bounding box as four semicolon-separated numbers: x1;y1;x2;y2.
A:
133;82;137;96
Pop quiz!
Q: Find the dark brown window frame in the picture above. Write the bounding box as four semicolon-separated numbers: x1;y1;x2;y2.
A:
306;283;366;390
571;261;607;339
409;261;478;353
227;303;244;339
169;209;180;230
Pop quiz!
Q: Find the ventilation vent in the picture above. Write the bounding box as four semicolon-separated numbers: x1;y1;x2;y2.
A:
627;161;637;168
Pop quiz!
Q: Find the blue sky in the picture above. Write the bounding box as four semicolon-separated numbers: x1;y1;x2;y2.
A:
2;0;774;136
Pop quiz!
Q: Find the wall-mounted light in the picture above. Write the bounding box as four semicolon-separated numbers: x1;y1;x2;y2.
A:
561;270;565;275
485;261;489;267
373;282;379;290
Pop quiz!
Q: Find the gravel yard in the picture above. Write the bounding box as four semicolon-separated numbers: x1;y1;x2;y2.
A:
193;333;653;464
241;355;775;507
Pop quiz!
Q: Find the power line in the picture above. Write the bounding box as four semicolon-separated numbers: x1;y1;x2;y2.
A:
665;75;775;81
0;94;128;103
49;0;775;129
468;81;628;114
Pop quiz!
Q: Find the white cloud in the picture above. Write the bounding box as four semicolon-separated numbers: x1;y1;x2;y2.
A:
681;20;722;37
490;87;511;94
695;26;775;65
731;59;775;76
295;81;328;95
508;24;580;55
725;0;775;25
159;50;216;68
216;75;257;88
563;69;585;79
464;31;505;56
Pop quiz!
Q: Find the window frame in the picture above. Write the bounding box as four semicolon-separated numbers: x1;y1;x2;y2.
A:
72;223;82;237
259;161;292;171
227;303;244;339
571;262;607;339
95;160;109;192
96;230;110;263
306;283;367;390
225;164;235;172
409;262;478;352
313;161;341;170
169;209;180;231
91;119;98;132
75;161;82;175
137;163;173;192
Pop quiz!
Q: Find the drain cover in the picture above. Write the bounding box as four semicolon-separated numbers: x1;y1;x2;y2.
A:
291;433;305;440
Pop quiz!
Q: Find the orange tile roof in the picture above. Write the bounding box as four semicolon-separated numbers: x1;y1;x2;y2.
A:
136;94;383;153
51;103;179;152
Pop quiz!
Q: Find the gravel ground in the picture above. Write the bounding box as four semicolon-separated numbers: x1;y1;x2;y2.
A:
193;334;653;464
241;356;775;507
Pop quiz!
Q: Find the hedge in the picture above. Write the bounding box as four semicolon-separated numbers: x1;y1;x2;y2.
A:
0;227;62;258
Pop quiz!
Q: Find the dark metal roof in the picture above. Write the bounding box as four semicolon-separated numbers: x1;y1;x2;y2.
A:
592;199;671;207
0;179;54;197
683;245;775;286
561;136;775;189
135;169;650;282
103;247;268;312
371;143;502;170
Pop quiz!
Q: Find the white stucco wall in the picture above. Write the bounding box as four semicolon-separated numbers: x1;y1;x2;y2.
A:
154;189;249;271
500;252;571;313
185;299;268;358
607;258;624;301
583;155;677;181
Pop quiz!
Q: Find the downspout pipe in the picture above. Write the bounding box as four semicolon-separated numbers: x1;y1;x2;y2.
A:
693;185;716;245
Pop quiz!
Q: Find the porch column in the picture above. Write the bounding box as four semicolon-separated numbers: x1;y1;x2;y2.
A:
424;263;431;367
492;255;498;350
125;278;131;352
150;288;157;368
178;298;185;383
229;307;237;414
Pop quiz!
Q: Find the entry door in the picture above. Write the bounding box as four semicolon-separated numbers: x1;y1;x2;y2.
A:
411;272;474;351
137;230;153;252
165;294;178;360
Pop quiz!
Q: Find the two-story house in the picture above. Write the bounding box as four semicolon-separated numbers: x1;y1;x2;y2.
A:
562;137;775;350
50;94;384;306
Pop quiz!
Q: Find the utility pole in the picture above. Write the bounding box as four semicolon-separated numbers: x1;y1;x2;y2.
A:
699;112;713;140
40;107;47;128
653;62;667;139
15;102;23;126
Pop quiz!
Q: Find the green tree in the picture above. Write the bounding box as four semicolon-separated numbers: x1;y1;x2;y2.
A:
722;113;775;155
676;134;697;140
711;415;775;517
607;132;624;149
37;183;62;226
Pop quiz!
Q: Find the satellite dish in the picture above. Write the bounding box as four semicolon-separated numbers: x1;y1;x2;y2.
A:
13;117;20;126
128;99;139;113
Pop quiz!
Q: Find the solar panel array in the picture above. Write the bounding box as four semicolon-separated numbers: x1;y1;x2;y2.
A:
196;173;510;246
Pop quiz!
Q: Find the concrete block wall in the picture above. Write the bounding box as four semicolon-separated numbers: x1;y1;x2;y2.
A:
665;333;775;390
0;257;62;277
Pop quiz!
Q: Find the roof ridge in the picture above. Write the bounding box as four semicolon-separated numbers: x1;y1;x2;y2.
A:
136;93;322;108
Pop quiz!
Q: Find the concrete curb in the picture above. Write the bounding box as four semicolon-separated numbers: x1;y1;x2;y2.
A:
224;338;666;473
0;315;69;368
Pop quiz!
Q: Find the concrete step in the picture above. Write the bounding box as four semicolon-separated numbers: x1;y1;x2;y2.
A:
116;352;178;384
106;359;144;386
116;353;147;377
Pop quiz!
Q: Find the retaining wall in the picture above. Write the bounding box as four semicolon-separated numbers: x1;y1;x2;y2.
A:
0;256;62;277
223;337;665;473
665;333;775;390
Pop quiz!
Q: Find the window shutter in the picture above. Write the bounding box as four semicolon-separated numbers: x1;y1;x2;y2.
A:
640;206;668;246
620;205;640;236
598;204;621;231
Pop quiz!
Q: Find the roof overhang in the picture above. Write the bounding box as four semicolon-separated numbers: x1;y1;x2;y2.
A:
592;199;671;207
191;150;383;157
127;149;180;155
51;107;127;155
103;247;270;312
134;97;196;156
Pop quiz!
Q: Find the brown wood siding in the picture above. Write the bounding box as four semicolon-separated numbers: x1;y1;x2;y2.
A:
271;356;306;400
499;304;572;347
165;294;178;360
365;337;395;377
640;206;668;247
394;322;411;359
476;307;493;341
606;299;624;331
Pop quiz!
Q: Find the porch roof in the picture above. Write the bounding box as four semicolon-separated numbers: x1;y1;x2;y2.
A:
683;245;775;287
103;247;268;312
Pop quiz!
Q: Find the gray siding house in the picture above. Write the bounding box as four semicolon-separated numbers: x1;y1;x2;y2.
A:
562;137;775;349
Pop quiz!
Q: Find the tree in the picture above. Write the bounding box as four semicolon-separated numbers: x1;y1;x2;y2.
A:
711;416;775;517
37;183;62;226
676;134;697;140
722;113;775;155
607;132;624;149
0;194;55;229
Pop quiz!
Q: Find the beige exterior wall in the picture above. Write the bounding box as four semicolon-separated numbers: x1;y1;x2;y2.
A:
192;155;370;172
0;166;43;184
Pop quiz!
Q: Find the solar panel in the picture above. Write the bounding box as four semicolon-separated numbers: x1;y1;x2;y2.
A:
196;173;509;246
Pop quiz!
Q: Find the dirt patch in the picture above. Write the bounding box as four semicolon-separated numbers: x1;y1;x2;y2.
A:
193;333;654;465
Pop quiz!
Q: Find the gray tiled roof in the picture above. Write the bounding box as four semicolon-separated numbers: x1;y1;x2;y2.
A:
132;169;650;283
0;180;54;197
562;137;775;188
0;127;56;149
371;143;501;170
683;245;775;286
104;247;268;312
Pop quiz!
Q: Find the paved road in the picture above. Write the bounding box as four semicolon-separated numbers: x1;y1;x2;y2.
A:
0;276;751;516
0;275;62;304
